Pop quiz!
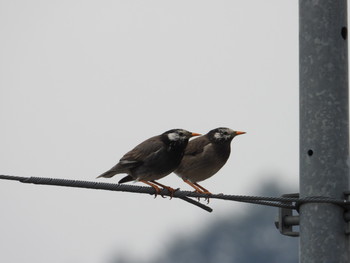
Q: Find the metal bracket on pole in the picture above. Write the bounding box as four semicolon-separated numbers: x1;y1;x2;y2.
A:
275;193;299;237
275;192;350;237
343;191;350;235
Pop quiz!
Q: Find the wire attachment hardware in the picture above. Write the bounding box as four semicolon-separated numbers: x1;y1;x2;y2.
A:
344;191;350;235
275;192;350;236
274;193;300;237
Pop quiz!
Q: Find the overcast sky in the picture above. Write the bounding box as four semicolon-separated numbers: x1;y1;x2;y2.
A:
0;1;302;262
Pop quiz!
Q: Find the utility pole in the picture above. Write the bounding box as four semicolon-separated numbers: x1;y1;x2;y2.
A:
299;1;349;262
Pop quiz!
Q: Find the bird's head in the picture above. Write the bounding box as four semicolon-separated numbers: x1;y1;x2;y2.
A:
208;127;246;143
163;129;201;143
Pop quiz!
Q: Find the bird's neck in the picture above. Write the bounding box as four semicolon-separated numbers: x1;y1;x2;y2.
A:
213;143;231;159
167;140;188;152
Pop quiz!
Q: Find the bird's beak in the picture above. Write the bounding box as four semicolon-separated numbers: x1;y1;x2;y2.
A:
236;131;246;135
191;132;202;137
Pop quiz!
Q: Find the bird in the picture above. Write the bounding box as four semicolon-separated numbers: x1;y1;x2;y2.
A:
174;127;245;194
97;129;201;196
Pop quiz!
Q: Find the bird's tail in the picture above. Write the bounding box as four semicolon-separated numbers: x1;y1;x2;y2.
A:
96;169;118;178
118;175;134;184
97;163;123;178
97;160;136;179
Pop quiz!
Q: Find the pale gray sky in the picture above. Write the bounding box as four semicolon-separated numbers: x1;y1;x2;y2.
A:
0;1;300;262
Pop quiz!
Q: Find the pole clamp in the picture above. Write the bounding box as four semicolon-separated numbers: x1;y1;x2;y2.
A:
274;193;299;237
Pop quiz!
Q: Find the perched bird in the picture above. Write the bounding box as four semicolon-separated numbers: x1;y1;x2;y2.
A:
174;127;245;194
97;129;201;196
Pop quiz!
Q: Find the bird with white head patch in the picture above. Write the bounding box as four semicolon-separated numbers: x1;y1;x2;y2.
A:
174;127;245;194
97;129;201;196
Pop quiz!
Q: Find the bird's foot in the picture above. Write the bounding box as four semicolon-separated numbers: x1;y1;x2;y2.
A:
150;180;178;199
140;180;161;198
202;192;212;204
162;187;179;199
193;189;212;203
152;186;161;198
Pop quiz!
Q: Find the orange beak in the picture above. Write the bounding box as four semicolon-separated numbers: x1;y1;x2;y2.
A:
236;131;246;135
191;132;202;137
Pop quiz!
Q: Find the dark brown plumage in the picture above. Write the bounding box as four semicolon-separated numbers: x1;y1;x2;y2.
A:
97;129;200;195
174;127;245;194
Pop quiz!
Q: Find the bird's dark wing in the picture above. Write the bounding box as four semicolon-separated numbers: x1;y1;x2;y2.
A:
97;135;164;179
184;136;211;156
120;135;164;163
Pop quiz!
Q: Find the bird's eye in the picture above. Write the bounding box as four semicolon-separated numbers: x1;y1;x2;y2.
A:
223;131;229;135
178;132;184;136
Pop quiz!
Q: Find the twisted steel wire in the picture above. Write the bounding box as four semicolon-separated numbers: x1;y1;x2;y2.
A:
1;174;349;212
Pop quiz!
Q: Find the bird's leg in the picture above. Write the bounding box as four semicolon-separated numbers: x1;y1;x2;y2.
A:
151;180;178;199
183;179;205;193
183;179;212;203
183;179;208;202
193;182;212;195
140;180;161;198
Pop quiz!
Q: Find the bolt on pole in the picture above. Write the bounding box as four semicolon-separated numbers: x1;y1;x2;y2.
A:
299;1;349;262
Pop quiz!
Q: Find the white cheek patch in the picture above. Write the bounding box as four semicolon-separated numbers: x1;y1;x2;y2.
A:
168;132;180;141
214;132;222;139
214;130;232;140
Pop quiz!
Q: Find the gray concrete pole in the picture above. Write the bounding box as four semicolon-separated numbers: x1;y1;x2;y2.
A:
299;1;349;262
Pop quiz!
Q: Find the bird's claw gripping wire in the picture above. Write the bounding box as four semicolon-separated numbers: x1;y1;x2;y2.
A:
150;180;178;200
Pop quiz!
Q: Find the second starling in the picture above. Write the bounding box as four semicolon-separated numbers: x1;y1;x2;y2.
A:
174;127;245;194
